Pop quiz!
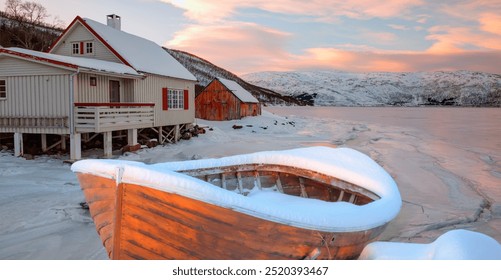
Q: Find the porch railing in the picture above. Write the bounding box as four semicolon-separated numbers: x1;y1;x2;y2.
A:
74;103;155;133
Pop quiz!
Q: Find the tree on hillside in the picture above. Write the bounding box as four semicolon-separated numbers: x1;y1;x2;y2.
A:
3;0;61;51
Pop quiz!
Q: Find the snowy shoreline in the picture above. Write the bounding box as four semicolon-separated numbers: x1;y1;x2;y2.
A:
1;107;500;259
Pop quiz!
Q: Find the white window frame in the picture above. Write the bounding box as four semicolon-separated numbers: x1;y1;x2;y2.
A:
85;42;93;54
0;79;6;99
71;41;94;55
72;43;79;55
168;88;184;110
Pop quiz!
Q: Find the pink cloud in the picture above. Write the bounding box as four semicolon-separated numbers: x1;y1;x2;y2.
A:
164;0;424;23
426;25;501;53
167;23;501;74
167;22;293;73
479;13;501;35
164;0;500;75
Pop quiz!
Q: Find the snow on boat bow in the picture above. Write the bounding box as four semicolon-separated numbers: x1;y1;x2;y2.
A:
71;146;401;259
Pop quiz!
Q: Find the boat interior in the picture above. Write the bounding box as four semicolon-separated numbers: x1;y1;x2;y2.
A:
178;164;380;206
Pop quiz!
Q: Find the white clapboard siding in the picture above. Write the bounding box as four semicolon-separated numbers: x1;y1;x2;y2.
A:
75;73;134;103
0;56;71;76
50;23;122;64
133;74;195;126
0;74;71;134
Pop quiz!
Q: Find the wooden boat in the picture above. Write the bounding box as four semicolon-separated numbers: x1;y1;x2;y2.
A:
71;146;401;260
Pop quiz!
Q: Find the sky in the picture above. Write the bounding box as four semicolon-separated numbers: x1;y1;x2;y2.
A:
1;0;500;75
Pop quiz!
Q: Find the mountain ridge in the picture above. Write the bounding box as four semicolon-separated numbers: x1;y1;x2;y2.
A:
164;48;308;106
243;70;501;107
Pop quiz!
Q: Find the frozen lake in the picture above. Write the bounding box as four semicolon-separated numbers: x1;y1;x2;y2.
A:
1;106;500;259
269;106;501;243
268;106;501;153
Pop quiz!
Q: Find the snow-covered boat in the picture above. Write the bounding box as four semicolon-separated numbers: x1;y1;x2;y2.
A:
71;147;401;260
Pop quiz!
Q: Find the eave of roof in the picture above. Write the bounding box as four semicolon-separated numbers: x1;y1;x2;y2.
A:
2;47;143;78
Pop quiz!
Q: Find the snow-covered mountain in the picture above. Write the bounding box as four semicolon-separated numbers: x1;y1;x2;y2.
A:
242;70;501;106
164;48;307;106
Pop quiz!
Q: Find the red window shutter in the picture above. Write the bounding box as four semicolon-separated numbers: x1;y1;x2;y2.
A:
80;42;84;54
162;88;168;110
184;89;189;110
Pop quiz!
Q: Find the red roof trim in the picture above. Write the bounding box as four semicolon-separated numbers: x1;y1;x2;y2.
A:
47;16;80;53
0;48;78;70
48;16;133;69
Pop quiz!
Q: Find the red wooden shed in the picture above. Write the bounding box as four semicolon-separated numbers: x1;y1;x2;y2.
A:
195;77;261;121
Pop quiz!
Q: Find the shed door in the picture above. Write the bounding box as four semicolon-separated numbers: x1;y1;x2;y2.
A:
109;80;120;102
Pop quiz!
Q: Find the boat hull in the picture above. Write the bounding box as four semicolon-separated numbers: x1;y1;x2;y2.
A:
77;173;387;260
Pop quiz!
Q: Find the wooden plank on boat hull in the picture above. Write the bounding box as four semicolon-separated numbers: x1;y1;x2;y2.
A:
119;182;384;260
76;173;117;259
120;183;311;259
76;173;387;260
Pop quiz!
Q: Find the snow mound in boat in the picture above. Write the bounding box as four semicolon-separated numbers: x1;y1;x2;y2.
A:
71;146;401;232
359;229;501;260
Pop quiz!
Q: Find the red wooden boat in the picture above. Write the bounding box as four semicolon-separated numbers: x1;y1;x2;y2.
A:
72;147;401;259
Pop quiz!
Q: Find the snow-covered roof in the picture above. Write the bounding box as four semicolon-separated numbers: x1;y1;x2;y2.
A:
217;77;259;103
81;18;197;81
71;146;402;232
359;229;501;260
1;47;141;77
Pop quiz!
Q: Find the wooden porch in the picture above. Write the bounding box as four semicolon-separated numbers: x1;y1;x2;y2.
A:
74;103;155;133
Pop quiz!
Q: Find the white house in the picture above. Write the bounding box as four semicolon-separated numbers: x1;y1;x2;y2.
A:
0;15;197;159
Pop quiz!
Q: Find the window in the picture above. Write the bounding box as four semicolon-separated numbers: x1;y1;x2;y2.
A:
86;42;93;54
0;80;6;99
0;80;7;99
168;89;184;109
71;41;94;55
90;77;97;86
72;43;79;54
162;88;189;110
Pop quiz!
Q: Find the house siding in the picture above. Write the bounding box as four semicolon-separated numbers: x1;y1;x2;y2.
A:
75;73;133;103
50;23;122;63
133;74;195;126
0;56;71;76
0;72;71;134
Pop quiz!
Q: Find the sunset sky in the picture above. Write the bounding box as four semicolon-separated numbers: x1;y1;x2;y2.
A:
2;0;500;75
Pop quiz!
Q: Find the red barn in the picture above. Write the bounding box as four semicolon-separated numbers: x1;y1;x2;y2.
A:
195;77;261;121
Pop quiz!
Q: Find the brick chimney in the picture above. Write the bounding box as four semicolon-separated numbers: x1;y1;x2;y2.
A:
107;14;121;30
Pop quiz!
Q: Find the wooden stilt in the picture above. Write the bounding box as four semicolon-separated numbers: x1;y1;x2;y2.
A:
14;132;23;157
103;131;113;158
41;134;47;152
70;133;81;160
127;129;138;146
61;135;66;150
158;127;163;144
174;124;180;143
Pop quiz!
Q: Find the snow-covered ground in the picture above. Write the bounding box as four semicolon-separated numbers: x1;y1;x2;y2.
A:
1;107;500;260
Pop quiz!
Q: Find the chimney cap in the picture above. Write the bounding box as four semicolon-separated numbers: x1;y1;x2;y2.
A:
107;14;121;19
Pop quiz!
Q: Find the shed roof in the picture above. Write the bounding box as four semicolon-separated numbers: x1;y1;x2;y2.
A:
49;16;197;81
217;77;259;103
1;47;142;77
